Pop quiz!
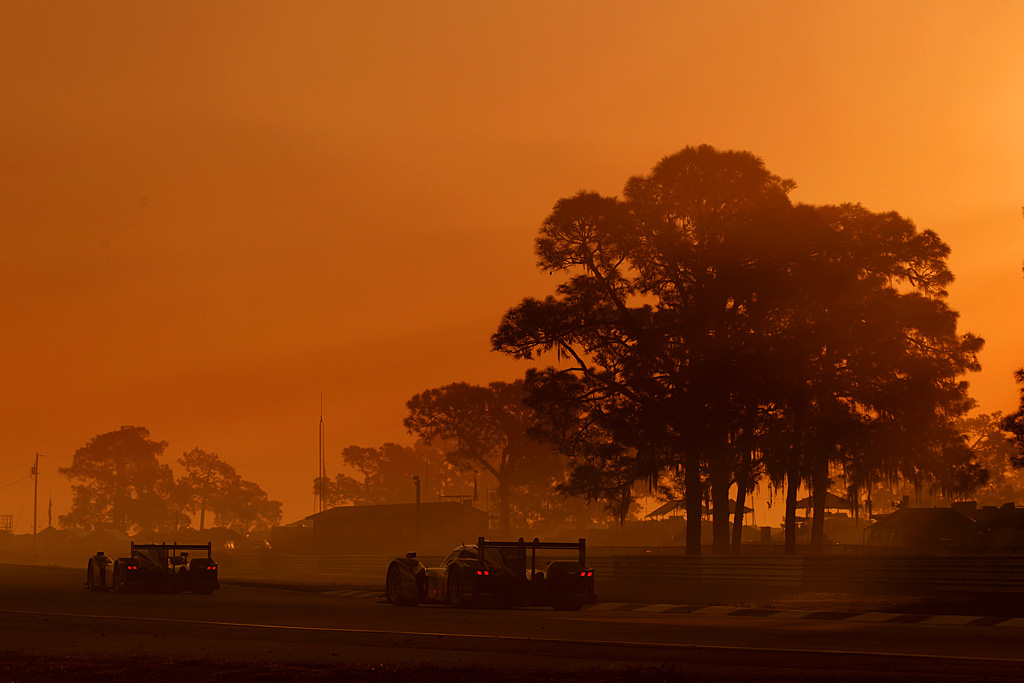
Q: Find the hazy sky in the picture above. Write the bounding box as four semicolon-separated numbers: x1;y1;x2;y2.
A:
2;2;1022;531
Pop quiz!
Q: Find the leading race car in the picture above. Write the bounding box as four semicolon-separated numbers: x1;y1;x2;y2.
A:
385;537;595;610
85;542;219;594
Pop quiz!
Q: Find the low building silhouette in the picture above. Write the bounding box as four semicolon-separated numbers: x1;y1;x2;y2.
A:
273;501;487;555
866;502;1022;552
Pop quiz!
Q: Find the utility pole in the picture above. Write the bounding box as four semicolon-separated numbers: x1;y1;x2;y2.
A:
31;453;43;536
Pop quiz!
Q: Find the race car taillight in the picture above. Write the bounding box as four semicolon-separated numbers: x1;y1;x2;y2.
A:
128;565;138;570
475;570;489;576
580;571;593;577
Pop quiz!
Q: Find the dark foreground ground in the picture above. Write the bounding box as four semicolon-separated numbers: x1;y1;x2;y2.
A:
6;650;1024;683
0;654;666;683
743;590;1024;618
228;577;1024;619
5;564;1024;682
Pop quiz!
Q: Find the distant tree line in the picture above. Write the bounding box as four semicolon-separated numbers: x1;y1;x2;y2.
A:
316;439;475;508
59;426;281;535
315;381;617;537
315;147;1024;554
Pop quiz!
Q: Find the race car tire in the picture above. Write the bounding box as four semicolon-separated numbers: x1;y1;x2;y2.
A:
193;586;214;595
385;564;418;606
447;569;472;608
88;559;110;592
86;561;97;591
113;562;127;593
545;561;585;611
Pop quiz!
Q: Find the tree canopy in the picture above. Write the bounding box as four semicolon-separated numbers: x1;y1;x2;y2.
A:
493;145;983;554
998;231;1024;476
178;448;281;532
404;380;564;535
59;427;281;534
315;439;476;507
1003;371;1024;466
58;426;174;533
211;478;282;533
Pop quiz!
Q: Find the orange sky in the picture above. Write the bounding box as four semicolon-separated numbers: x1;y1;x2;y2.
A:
2;2;1022;531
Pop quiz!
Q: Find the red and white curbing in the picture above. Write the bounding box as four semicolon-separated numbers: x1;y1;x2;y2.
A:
579;601;1024;627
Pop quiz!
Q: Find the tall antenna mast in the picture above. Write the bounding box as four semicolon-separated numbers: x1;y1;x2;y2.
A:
316;393;326;514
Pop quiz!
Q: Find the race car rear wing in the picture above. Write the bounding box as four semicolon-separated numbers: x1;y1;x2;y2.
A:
476;537;587;579
131;542;214;558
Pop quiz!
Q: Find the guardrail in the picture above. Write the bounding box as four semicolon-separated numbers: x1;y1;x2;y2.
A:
215;552;1024;601
217;553;443;589
8;546;1024;601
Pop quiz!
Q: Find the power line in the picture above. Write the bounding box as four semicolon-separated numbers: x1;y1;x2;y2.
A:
0;474;31;490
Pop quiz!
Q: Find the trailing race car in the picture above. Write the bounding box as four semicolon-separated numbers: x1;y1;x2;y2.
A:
85;542;219;594
385;537;595;610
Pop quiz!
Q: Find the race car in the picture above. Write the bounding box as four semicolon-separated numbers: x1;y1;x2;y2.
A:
85;542;219;594
385;537;595;610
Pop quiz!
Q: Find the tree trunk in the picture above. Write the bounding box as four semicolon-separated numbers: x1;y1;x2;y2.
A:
785;464;800;555
497;478;510;536
851;483;860;522
809;449;828;551
785;399;806;556
710;454;731;555
731;450;750;553
200;472;210;531
114;456;127;532
684;452;702;556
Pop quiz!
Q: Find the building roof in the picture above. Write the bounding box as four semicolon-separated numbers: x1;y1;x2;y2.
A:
950;501;1018;524
867;507;978;537
307;501;487;524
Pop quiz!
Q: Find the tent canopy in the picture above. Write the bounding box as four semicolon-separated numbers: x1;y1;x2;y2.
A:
702;500;753;515
646;500;683;518
646;499;753;517
795;492;854;510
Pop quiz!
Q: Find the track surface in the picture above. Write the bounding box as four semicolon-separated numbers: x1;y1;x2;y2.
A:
2;564;1023;681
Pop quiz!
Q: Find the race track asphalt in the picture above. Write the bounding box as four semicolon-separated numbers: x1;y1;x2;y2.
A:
2;564;1023;681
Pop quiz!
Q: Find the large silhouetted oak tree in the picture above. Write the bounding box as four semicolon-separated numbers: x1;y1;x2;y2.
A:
494;146;798;554
60;428;281;533
59;426;174;533
765;204;982;552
